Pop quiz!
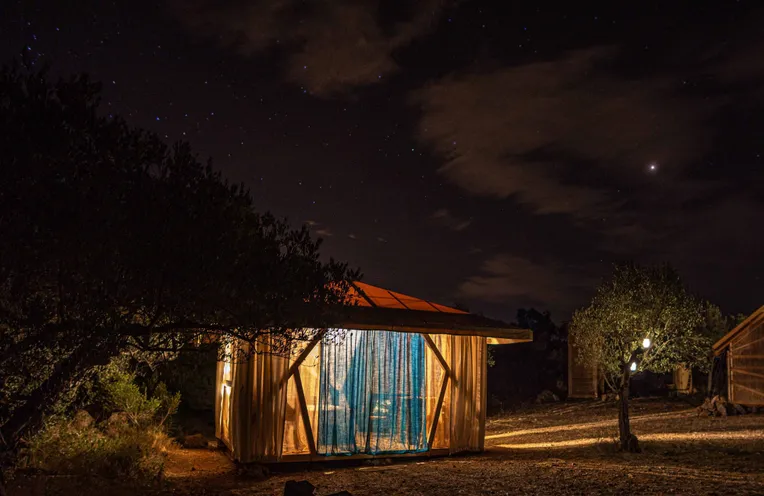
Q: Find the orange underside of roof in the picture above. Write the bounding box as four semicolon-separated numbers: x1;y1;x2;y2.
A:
347;281;468;314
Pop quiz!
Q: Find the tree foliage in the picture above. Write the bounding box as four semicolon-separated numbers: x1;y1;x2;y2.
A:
570;263;709;388
0;60;358;452
570;263;711;451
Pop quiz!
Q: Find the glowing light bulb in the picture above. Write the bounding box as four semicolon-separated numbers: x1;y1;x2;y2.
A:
630;362;637;372
642;338;651;348
224;363;231;376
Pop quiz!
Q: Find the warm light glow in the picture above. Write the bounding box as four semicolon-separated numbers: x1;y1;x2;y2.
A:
495;429;764;450
642;337;651;348
630;361;637;372
223;362;231;377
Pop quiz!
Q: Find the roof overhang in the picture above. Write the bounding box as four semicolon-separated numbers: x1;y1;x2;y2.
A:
712;305;764;355
335;306;533;344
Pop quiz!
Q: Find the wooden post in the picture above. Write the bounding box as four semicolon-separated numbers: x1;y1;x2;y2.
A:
423;334;455;385
280;330;325;388
293;369;317;455
428;374;449;449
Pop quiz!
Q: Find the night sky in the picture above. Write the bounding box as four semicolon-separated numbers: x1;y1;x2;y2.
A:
2;1;763;322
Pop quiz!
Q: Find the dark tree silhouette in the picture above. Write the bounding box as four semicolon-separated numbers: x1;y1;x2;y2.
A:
0;61;358;463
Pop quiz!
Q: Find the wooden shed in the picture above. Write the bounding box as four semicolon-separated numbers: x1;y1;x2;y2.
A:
567;332;600;399
215;281;532;463
568;340;694;399
712;305;764;406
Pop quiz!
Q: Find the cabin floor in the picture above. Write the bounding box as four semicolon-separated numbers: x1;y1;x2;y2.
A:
9;397;764;495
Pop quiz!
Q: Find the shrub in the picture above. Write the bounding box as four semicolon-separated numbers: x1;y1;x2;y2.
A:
100;360;181;428
25;418;173;481
23;358;181;484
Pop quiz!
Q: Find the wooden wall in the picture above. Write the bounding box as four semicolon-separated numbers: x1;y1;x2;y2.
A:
728;319;764;406
567;334;599;399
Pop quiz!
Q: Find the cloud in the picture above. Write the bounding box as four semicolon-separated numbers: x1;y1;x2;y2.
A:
315;228;333;237
173;0;445;95
377;237;388;243
413;47;726;221
458;254;599;312
432;208;472;231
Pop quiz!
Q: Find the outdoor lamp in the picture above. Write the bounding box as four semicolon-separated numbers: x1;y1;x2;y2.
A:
630;361;637;372
642;337;651;349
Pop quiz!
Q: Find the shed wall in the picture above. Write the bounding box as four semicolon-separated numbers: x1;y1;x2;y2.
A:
567;335;599;399
215;330;487;462
729;320;764;406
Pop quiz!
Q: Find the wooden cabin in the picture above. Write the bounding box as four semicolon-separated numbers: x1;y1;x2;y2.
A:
712;305;764;406
215;281;532;463
567;332;600;399
568;340;694;399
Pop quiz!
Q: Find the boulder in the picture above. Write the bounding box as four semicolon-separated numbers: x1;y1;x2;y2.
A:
105;412;131;435
182;433;208;449
284;480;315;496
535;390;560;404
71;410;94;430
733;403;747;415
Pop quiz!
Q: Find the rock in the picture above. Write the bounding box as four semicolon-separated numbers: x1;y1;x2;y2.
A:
535;390;560;404
182;433;208;449
733;403;747;415
238;464;270;480
105;412;131;435
71;410;94;430
284;480;315;496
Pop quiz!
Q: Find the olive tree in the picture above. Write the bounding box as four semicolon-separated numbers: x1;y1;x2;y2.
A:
0;60;358;466
569;263;709;452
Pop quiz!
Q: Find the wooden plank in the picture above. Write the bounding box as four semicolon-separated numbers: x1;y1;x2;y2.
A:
274;448;451;464
734;383;764;400
736;355;764;359
428;373;449;449
728;350;735;403
732;334;764;353
422;334;455;384
479;338;487;451
568;336;574;399
293;369;317;455
279;330;325;387
340;319;533;342
730;316;764;349
734;368;764;381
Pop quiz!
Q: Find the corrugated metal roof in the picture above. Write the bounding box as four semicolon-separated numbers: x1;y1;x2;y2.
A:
348;281;467;314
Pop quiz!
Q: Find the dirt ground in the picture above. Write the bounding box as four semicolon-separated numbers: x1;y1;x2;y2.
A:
8;398;764;495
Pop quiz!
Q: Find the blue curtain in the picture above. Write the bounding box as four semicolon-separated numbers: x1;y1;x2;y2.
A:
317;330;427;455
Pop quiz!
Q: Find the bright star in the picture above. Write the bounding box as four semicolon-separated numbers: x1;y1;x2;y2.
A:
648;162;658;173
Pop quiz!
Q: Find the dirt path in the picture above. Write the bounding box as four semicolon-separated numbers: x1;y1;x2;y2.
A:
9;399;764;495
159;399;764;495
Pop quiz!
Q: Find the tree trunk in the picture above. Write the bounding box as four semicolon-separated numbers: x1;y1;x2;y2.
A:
618;365;639;452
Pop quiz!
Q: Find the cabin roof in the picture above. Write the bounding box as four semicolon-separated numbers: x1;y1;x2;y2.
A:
712;305;764;354
337;281;532;344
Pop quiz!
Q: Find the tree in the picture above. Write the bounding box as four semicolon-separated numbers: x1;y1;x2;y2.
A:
0;59;359;460
569;263;709;452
